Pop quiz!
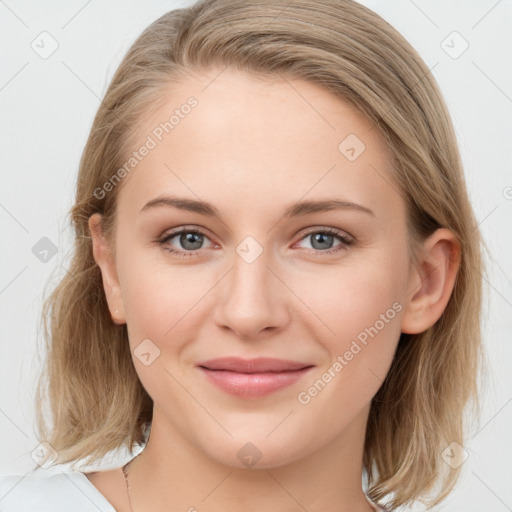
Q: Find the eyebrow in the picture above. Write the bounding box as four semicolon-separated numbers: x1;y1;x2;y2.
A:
140;195;375;218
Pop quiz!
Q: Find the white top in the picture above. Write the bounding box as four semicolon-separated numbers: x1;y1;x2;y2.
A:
0;470;116;512
0;469;388;511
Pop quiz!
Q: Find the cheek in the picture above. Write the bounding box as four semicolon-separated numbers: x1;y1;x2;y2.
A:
293;250;407;343
116;253;211;407
120;266;196;340
291;285;403;445
116;241;218;357
291;252;407;403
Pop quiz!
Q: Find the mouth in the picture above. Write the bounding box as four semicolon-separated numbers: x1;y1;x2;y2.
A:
196;357;315;398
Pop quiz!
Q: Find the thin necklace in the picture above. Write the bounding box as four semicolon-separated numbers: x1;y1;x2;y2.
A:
122;457;380;512
122;460;135;512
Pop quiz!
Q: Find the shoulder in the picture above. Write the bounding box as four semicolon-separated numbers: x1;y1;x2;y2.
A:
0;468;116;512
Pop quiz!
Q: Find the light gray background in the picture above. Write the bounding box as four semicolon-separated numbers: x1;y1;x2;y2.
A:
1;1;511;510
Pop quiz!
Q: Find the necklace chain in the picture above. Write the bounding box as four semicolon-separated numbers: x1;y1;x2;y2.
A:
122;456;381;512
122;460;135;512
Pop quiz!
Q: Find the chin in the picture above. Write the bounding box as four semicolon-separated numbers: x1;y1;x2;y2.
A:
196;431;312;471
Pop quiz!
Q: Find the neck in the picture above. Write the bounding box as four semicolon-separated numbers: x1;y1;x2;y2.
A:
125;403;375;512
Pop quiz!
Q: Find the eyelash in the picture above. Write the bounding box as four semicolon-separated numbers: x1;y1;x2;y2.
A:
156;226;353;258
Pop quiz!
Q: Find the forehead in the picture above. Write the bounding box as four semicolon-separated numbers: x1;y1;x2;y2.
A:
117;67;401;222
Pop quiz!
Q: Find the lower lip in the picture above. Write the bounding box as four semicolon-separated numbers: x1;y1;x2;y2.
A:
198;366;314;398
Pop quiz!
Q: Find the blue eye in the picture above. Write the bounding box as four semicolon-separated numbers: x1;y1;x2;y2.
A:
158;229;213;258
158;227;353;258
295;228;352;254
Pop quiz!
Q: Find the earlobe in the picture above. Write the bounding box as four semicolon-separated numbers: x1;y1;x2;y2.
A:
88;213;126;325
401;228;461;334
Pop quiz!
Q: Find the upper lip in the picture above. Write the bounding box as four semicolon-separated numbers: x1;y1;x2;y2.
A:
197;357;314;373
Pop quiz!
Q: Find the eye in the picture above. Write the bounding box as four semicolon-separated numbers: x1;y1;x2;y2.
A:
158;227;215;258
295;227;353;255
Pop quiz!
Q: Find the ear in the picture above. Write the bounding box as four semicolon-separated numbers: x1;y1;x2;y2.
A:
88;213;126;325
401;228;461;334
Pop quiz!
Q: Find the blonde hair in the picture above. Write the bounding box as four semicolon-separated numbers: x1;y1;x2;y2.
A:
34;0;483;508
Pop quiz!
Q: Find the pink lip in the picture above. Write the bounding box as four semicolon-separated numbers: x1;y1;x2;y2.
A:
197;357;314;398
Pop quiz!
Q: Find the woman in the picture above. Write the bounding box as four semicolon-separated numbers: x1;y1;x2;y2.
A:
0;0;482;510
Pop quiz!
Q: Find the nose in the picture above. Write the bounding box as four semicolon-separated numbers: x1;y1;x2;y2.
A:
213;244;291;341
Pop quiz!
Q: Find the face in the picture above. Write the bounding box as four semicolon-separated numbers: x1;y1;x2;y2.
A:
96;68;416;469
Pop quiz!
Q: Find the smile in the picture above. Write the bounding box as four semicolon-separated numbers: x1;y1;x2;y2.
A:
196;357;315;398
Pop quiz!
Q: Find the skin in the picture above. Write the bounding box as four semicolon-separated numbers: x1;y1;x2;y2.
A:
86;67;460;512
